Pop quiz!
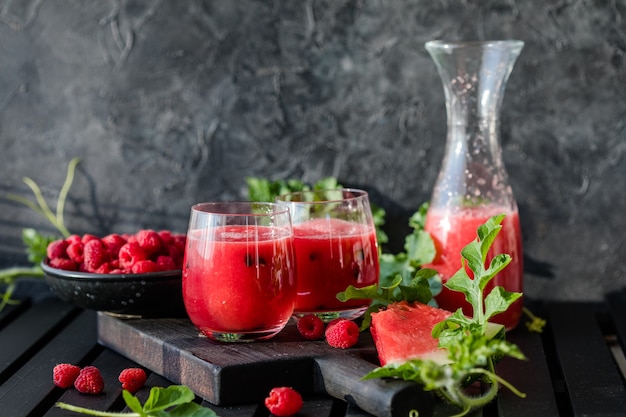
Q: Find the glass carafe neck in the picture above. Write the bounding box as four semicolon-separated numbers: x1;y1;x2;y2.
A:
426;40;524;210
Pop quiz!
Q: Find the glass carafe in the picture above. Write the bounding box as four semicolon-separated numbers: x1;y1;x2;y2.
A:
423;40;524;330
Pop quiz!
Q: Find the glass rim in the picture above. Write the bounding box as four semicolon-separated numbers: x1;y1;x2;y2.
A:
191;201;291;216
275;188;369;204
425;39;524;50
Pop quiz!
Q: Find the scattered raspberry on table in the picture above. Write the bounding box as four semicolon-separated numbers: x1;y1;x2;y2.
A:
325;318;360;349
296;314;325;340
74;366;104;394
118;367;147;393
265;386;303;416
52;363;81;389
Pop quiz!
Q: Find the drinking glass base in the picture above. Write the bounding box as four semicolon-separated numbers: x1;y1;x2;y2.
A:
198;326;286;342
293;306;369;323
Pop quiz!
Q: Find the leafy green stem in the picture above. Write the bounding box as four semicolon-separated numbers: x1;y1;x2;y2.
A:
0;283;18;311
6;157;79;238
55;403;137;417
0;266;44;283
56;157;80;233
469;367;526;400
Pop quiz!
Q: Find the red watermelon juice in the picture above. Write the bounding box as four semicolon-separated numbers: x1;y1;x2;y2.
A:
183;225;296;341
292;218;379;320
424;207;523;330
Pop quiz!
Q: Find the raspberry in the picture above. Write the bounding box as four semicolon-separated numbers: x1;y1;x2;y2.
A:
135;229;163;255
118;368;147;393
74;366;104;394
118;242;148;270
95;262;113;274
171;234;186;252
156;255;177;271
53;363;81;389
47;239;69;260
166;244;183;267
264;387;303;417
81;234;100;244
65;234;82;246
66;242;85;264
325;319;360;349
48;257;78;271
131;260;160;274
296;314;325;340
83;239;108;272
102;234;127;258
158;230;173;244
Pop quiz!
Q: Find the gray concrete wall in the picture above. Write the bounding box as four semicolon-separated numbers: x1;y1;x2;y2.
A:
1;0;624;301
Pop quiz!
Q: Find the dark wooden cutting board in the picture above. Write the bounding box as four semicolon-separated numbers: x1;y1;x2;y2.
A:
96;313;440;417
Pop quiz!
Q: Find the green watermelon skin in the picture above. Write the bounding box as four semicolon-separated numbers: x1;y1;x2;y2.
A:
370;301;452;366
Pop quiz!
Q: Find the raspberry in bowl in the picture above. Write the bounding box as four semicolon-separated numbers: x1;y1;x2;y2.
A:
41;230;186;318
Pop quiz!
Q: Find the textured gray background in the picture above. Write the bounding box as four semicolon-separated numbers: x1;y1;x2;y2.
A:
1;0;624;302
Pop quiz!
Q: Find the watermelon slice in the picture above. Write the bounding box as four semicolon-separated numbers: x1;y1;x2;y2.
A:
370;301;452;366
370;301;505;367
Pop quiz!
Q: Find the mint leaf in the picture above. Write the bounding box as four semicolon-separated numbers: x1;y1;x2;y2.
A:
153;402;217;417
445;266;486;316
143;386;195;412
122;390;145;415
312;177;341;190
484;286;522;320
22;228;56;265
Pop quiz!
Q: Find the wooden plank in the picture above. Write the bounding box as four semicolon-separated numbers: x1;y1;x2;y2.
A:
0;298;30;330
0;298;77;377
0;308;98;417
546;302;626;417
495;326;560;417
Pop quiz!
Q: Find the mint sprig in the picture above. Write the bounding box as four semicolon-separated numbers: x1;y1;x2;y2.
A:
363;214;526;416
55;385;217;417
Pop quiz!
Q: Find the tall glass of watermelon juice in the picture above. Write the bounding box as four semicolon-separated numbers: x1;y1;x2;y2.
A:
182;202;296;342
276;189;379;322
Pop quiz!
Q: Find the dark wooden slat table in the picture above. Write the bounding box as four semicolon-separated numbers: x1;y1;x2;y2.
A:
2;281;626;417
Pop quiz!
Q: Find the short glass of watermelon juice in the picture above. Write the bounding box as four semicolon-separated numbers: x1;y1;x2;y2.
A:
182;202;297;342
276;189;380;322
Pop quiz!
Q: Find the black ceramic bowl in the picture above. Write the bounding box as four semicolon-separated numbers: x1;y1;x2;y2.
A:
41;261;186;318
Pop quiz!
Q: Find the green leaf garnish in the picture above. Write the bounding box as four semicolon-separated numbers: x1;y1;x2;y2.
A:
363;215;526;416
377;202;439;293
55;385;217;417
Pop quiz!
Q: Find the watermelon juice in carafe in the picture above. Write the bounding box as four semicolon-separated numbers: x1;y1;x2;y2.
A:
424;40;525;330
424;206;523;329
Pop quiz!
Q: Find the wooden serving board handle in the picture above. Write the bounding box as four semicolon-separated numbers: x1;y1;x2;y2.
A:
314;355;435;417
